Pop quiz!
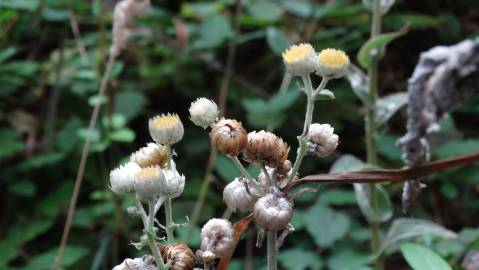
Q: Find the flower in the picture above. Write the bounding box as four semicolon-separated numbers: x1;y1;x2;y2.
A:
149;113;184;145
134;166;165;198
189;98;219;129
161;160;185;198
253;193;293;231
242;130;290;168
223;178;259;212
109;162;141;194
200;218;235;258
112;257;146;270
210;118;248;156
130;143;168;168
307;123;339;157
316;48;350;79
257;160;294;189
282;43;318;76
160;243;196;270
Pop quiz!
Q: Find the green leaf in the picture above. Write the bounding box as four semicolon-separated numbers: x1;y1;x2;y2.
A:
88;94;108;106
57;117;82;153
110;128;135;142
377;135;402;161
0;47;17;63
436;139;479;159
0;0;40;11
265;27;289;55
114;91;147;120
19;152;64;170
313;89;336;101
215;154;240;181
180;2;223;18
247;0;282;23
375;92;408;126
378;218;457;256
18;246;89;269
102;113;127;129
400;243;452;270
346;64;372;106
357;25;408;68
304;203;350;247
319;189;356;205
279;248;323;270
327;249;371;270
8;180;36;197
330;154;377;173
192;14;232;49
0;129;25;160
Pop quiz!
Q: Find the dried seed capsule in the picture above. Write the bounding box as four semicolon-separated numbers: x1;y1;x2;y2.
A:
242;130;290;168
282;43;318;76
161;160;185;198
316;48;350;79
160;243;196;270
307;123;339;157
254;193;293;231
130;143;168;168
149;113;184;145
257;160;294;189
189;98;219;129
210;118;248;156
223;178;258;213
109;162;141;194
200;218;235;258
134;166;165;198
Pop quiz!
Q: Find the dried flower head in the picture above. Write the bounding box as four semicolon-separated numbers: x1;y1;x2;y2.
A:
161;160;185;198
316;48;350;79
110;162;141;194
110;0;150;57
134;166;165;198
242;130;290;168
254;193;293;231
200;218;235;258
112;257;146;270
258;160;294;189
282;43;317;76
223;178;259;213
160;243;196;270
189;98;219;129
307;123;339;157
149;113;184;145
210;118;248;156
130;143;168;168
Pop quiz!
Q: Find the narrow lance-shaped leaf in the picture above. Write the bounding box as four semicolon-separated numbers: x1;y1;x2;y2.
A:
400;243;452;270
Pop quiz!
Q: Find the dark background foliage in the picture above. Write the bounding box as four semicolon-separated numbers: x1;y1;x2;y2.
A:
0;0;478;269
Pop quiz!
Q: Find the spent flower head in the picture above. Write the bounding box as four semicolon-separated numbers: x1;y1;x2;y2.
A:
134;166;165;198
254;193;293;231
200;218;235;258
307;123;339;157
130;143;168;168
242;130;290;168
316;48;350;79
210;118;248;156
149;113;184;145
109;162;141;194
282;43;318;76
223;177;259;213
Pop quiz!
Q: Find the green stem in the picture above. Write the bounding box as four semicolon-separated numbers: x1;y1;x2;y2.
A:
229;156;255;182
267;230;278;270
142;199;166;270
164;197;174;242
366;0;382;268
288;76;328;184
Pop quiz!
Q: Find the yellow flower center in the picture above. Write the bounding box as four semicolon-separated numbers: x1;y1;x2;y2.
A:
318;48;349;67
282;43;314;63
150;114;180;128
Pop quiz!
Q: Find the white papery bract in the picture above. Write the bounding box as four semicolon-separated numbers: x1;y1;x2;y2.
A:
307;123;339;157
282;43;318;76
253;193;293;231
200;218;235;258
189;97;219;129
148;113;184;145
161;160;185;198
110;162;141;195
134;166;165;198
223;178;258;212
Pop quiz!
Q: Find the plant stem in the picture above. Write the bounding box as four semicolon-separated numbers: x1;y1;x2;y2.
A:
230;156;255;182
164;197;174;242
366;0;382;268
288;76;328;184
147;199;166;270
267;230;278;270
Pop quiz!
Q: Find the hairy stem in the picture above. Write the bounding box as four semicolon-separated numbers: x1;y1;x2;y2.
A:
164;197;174;242
366;0;383;268
147;199;166;269
230;155;255;182
267;230;278;270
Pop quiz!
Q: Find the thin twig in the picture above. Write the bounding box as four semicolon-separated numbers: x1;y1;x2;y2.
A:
69;11;89;64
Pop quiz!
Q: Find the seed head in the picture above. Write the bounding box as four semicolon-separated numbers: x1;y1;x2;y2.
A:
109;162;141;194
282;43;318;76
134;166;165;198
160;243;196;270
189;98;219;129
223;178;259;213
254;193;293;231
200;218;235;258
307;123;339;157
210;118;248;156
316;48;350;79
149;113;184;145
161;160;185;198
258;160;294;189
242;130;290;168
112;257;145;270
130;143;168;168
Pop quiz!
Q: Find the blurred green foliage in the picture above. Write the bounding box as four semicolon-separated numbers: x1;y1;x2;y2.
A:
0;0;479;269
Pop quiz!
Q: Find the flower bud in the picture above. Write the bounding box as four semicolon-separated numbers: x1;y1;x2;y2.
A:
258;160;294;189
223;178;258;213
134;166;165;198
109;162;141;194
200;218;235;258
254;193;293;231
307;123;339;157
160;243;196;270
189;98;219;129
316;48;350;79
130;143;168;168
149;113;184;145
242;131;289;168
161;160;185;198
210;118;247;156
282;43;317;76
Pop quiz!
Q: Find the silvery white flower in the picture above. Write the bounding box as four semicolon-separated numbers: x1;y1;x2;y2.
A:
109;162;141;195
134;166;165;198
161;160;185;198
189;98;219;129
282;43;318;76
148;113;184;145
223;178;258;213
200;218;235;258
307;123;339;157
